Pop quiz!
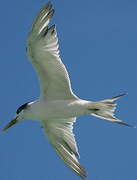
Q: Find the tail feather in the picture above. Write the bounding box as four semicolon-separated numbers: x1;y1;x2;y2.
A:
101;93;127;102
89;94;136;128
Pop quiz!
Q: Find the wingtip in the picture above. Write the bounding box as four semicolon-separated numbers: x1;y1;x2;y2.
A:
40;2;53;15
44;1;53;9
77;165;87;179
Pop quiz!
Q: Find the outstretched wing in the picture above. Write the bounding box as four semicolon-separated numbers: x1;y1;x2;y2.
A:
27;2;77;100
41;118;87;179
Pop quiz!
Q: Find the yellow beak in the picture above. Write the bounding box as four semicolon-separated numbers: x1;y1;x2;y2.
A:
2;116;19;132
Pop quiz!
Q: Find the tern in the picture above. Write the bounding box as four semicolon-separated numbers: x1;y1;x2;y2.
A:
2;2;136;179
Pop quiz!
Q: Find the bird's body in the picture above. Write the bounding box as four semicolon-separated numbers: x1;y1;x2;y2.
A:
22;99;89;121
2;2;135;179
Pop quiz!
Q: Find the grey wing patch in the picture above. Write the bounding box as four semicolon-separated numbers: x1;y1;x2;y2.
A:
53;142;87;179
41;119;87;179
27;2;78;100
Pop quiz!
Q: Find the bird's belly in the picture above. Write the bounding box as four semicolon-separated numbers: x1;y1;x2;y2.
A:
26;99;88;120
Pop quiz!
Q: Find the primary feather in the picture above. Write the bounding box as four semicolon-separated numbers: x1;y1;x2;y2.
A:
27;2;77;100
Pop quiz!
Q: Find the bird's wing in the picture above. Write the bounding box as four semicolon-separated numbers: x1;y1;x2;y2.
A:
41;118;87;179
27;2;77;100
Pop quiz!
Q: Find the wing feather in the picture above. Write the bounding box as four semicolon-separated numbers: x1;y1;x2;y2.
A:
41;118;87;179
27;2;77;100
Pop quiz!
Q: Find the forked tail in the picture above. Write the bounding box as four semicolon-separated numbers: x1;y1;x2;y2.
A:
89;94;136;128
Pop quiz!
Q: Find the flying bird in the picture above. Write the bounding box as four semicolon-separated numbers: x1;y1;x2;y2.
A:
2;2;136;179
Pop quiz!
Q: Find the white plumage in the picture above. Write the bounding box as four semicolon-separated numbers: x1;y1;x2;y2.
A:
27;3;77;101
2;2;135;179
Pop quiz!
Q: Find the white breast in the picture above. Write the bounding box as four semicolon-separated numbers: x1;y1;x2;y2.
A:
24;99;89;121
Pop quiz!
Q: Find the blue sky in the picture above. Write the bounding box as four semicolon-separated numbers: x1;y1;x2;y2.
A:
0;0;137;179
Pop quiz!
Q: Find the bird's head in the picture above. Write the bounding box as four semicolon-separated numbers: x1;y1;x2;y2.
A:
2;102;30;132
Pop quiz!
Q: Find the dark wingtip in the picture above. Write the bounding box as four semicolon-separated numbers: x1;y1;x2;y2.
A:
79;166;87;179
45;1;53;9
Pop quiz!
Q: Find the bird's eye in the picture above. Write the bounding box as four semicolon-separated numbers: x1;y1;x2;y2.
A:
16;103;28;114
